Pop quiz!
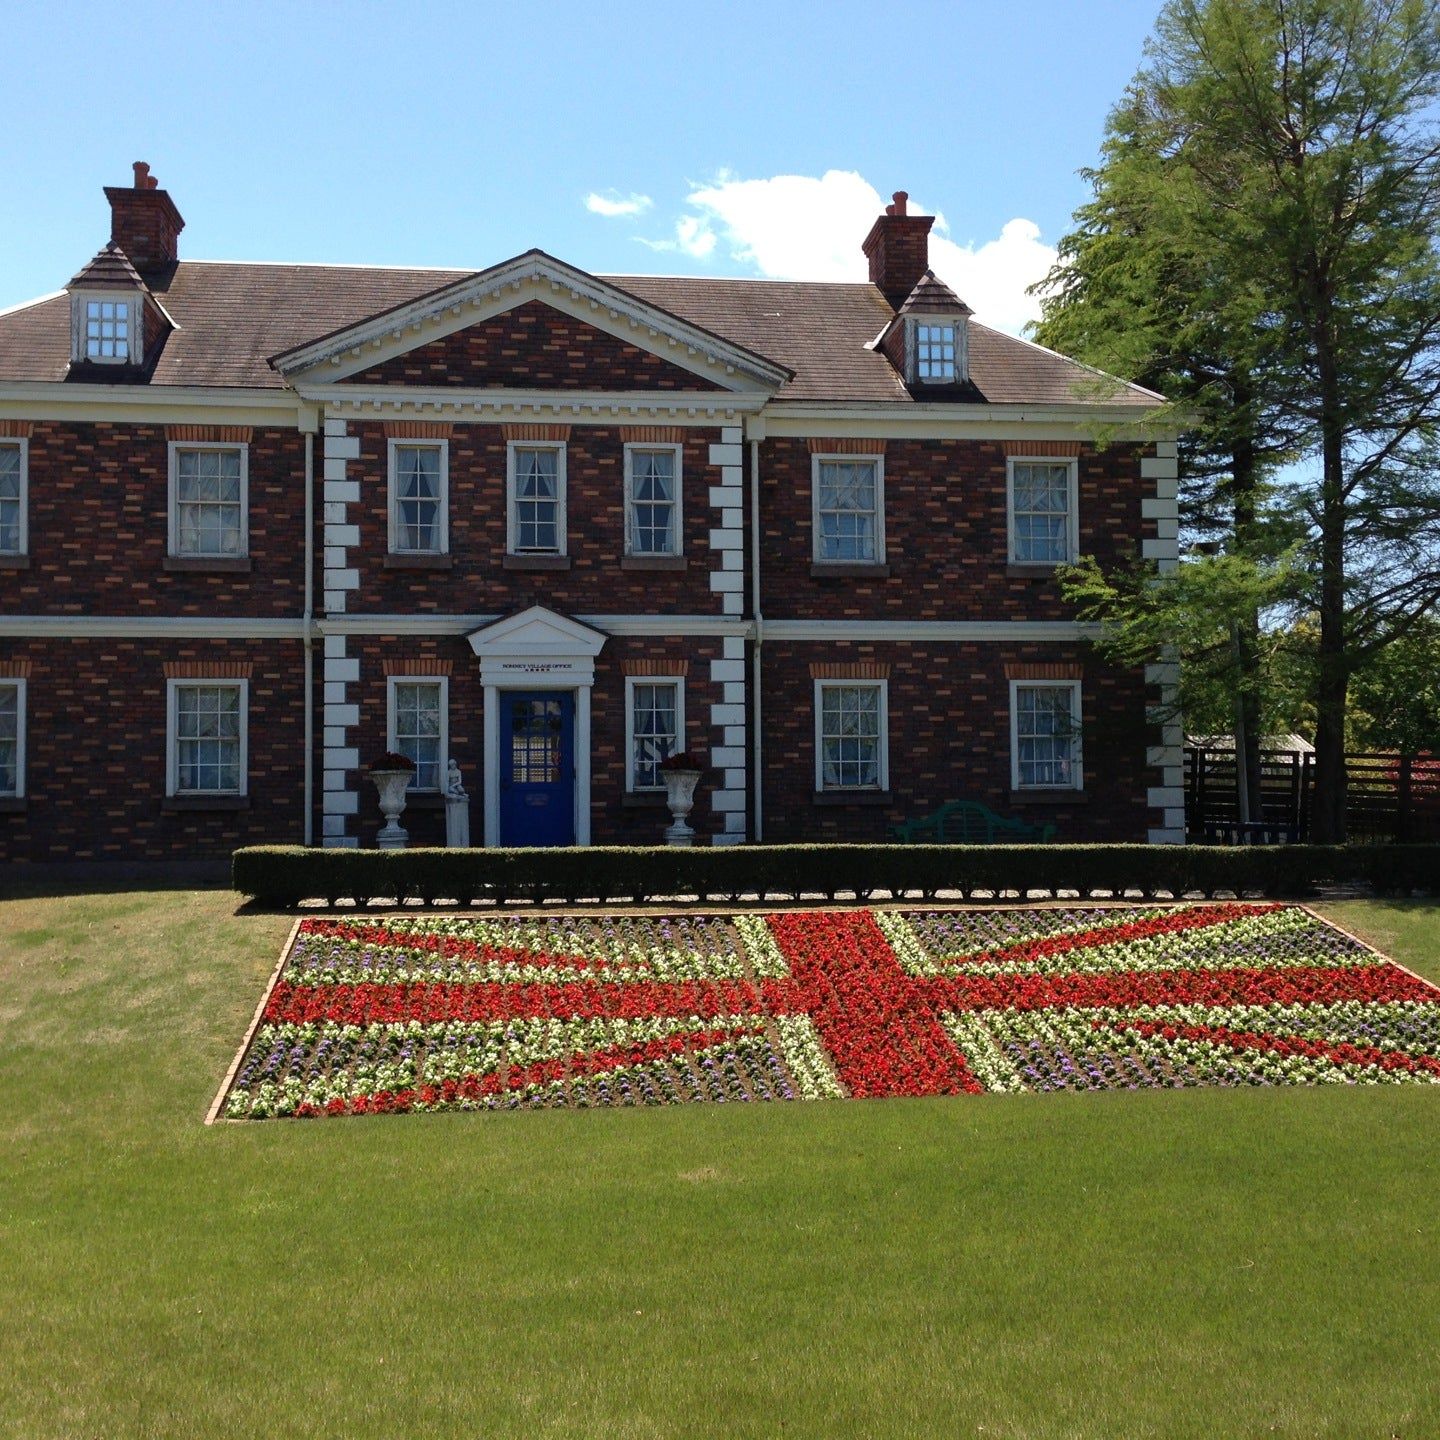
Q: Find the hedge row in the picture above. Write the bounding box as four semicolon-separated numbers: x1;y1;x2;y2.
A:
232;842;1440;907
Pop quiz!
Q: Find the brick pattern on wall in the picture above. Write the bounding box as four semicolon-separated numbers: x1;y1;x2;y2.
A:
760;641;1154;845
165;425;254;443
339;636;729;848
1000;440;1081;457
0;421;307;618
0;638;305;863
805;437;887;454
162;661;254;678
344;422;733;615
758;437;1152;621
339;301;725;391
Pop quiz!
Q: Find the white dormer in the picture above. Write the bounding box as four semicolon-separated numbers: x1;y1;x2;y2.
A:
66;243;149;370
880;270;975;389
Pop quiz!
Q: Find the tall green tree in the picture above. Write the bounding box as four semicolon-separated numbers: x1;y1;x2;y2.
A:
1037;0;1440;841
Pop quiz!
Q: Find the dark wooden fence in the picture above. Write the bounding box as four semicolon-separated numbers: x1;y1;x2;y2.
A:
1184;748;1440;843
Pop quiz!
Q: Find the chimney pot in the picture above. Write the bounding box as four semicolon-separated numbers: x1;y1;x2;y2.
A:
133;161;151;189
892;190;908;215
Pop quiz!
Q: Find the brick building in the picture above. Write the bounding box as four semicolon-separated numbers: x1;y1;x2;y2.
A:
0;165;1182;863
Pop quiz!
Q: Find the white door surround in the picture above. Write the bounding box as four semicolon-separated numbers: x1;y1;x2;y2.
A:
467;605;608;846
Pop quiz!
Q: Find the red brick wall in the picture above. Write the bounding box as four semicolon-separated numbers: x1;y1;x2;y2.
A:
759;641;1153;844
343;635;727;846
341;301;725;390
759;438;1150;621
1;422;306;617
345;423;731;615
0;639;305;863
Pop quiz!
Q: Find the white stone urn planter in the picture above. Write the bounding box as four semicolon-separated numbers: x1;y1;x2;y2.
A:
368;754;415;850
659;754;706;847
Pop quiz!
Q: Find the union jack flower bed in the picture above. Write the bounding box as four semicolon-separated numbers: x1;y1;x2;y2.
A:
218;903;1440;1119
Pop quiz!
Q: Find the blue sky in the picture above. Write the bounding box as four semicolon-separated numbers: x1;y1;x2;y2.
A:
2;1;1163;332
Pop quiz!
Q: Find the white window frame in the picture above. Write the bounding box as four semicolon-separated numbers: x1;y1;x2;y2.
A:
506;441;568;556
72;291;141;366
810;454;886;565
813;678;889;793
624;674;687;792
167;441;250;559
386;438;449;555
1006;456;1080;566
622;443;684;557
907;316;965;384
386;675;449;792
906;314;967;385
0;677;26;799
1009;679;1084;792
0;437;28;557
165;678;249;797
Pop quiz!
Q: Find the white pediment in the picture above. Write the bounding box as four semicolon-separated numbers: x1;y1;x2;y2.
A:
271;249;792;393
467;605;607;659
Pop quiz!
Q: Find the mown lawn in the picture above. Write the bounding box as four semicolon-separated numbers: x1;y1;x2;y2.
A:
1;889;1437;1440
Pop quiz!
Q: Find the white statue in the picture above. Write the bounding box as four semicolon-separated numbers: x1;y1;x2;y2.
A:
444;758;471;848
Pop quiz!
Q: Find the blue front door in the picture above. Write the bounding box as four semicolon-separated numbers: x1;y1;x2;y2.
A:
499;691;575;846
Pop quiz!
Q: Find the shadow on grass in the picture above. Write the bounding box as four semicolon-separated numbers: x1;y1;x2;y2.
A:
0;858;233;903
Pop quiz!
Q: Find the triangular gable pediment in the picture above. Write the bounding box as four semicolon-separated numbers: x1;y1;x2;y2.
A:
466;605;608;661
271;250;791;393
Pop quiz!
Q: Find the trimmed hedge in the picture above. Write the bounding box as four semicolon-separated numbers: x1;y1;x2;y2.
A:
232;842;1440;908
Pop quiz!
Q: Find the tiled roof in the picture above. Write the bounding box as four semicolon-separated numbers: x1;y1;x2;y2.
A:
67;243;149;292
896;269;973;316
0;258;1160;408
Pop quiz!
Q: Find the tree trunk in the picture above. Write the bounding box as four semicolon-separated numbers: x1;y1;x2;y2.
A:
1228;411;1266;824
1310;390;1349;844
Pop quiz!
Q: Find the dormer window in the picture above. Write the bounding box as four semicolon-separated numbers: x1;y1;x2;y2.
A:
907;315;966;385
914;322;956;382
70;289;143;367
84;297;132;362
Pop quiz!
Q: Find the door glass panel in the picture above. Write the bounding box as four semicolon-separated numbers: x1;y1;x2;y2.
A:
510;698;563;783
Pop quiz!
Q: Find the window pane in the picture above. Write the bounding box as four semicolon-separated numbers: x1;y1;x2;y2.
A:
393;445;443;553
0;685;16;795
513;448;561;553
816;460;877;562
393;681;443;789
1012;462;1072;563
175;684;242;793
916;323;957;381
820;684;882;789
1016;685;1079;787
628;450;677;554
0;447;18;554
85;299;131;361
175;448;244;556
631;681;678;788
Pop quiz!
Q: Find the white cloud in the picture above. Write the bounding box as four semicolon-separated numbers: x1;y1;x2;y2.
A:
929;218;1057;335
584;190;653;219
639;169;1057;335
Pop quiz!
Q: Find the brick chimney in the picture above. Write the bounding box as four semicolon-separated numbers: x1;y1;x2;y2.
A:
103;162;184;272
861;191;935;309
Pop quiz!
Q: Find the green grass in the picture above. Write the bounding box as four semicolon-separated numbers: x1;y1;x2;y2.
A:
2;890;1438;1439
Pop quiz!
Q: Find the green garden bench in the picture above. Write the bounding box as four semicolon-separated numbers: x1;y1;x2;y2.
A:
887;799;1057;845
